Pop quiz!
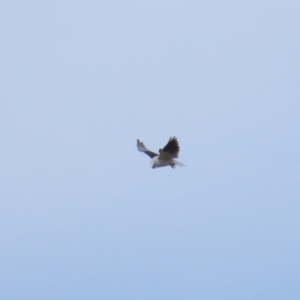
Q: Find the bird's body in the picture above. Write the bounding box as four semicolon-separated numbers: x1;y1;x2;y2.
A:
137;137;185;169
150;156;175;168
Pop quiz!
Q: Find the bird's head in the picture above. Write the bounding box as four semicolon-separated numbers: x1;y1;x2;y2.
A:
150;157;158;169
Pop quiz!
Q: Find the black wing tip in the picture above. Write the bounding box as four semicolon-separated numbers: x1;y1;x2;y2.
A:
170;136;179;146
167;136;178;143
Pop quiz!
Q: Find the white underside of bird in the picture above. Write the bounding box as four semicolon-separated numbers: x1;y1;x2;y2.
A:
137;137;186;169
149;157;186;168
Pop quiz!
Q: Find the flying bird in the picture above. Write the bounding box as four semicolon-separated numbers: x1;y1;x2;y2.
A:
137;137;186;169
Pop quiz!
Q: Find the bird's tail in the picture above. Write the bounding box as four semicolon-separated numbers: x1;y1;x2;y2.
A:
173;159;186;167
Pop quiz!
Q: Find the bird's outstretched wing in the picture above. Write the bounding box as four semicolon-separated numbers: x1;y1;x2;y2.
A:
159;137;180;158
137;139;158;158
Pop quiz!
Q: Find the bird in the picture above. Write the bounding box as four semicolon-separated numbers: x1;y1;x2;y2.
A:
137;137;186;169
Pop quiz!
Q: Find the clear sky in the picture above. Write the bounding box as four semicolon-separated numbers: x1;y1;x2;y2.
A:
1;1;299;299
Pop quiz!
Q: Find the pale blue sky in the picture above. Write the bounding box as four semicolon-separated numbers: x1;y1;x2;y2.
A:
0;1;299;299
